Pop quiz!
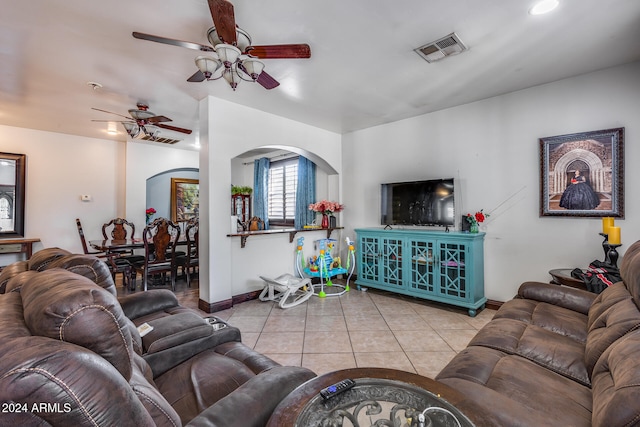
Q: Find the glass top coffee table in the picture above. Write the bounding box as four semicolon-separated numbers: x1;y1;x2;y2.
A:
267;368;489;427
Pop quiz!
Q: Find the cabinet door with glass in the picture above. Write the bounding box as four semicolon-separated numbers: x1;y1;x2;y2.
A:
380;236;403;288
231;194;251;223
408;238;437;294
357;233;404;289
436;240;469;302
358;234;381;284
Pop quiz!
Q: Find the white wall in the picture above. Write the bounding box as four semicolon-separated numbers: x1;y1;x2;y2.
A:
199;97;342;305
0;126;123;262
0;125;200;266
342;62;640;302
124;142;199;229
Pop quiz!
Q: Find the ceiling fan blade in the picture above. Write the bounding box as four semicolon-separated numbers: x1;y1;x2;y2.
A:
91;120;133;123
156;123;193;134
245;44;311;59
208;0;237;45
91;108;132;120
146;115;172;123
187;70;207;82
132;31;214;52
257;71;280;90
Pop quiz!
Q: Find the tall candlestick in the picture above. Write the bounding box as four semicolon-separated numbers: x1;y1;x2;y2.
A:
608;226;621;245
602;217;614;235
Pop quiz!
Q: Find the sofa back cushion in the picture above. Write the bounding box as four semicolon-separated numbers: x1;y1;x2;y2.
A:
584;241;640;379
0;260;28;293
591;328;640;427
27;247;72;271
45;254;117;296
620;239;640;309
20;269;136;380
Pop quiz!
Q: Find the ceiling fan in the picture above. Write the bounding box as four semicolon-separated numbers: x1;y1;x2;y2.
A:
92;103;192;140
132;0;311;90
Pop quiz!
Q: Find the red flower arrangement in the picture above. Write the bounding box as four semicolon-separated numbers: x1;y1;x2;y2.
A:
145;207;157;223
465;210;488;227
308;200;344;215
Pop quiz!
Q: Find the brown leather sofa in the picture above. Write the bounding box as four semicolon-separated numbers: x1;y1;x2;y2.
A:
0;249;316;426
436;240;640;427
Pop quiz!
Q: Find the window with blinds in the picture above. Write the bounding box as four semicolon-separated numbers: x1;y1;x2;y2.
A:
268;157;298;226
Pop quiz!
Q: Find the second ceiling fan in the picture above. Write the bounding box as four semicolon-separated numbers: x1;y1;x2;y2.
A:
133;0;311;90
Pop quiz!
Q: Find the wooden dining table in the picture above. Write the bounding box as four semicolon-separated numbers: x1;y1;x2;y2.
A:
89;238;145;252
89;238;188;252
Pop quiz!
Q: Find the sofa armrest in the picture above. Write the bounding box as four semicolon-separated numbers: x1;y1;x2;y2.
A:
186;366;316;427
142;315;242;377
118;289;179;320
517;281;596;315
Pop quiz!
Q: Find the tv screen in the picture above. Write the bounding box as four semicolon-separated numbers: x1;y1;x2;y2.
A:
381;179;455;227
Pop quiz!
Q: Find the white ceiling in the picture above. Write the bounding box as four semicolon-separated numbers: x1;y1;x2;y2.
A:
1;0;639;150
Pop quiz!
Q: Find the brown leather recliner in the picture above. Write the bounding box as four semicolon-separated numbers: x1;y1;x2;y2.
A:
0;251;316;426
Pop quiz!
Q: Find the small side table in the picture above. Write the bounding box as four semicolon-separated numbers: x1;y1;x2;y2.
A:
0;238;41;270
267;368;491;426
549;268;586;290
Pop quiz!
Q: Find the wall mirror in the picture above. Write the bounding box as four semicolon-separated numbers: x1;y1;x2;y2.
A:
0;153;26;238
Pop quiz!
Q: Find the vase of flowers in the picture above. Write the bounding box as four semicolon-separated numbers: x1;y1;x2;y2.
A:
465;210;488;233
309;200;344;229
145;207;156;224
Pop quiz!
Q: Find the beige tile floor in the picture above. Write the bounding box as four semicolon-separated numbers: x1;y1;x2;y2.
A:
165;280;496;379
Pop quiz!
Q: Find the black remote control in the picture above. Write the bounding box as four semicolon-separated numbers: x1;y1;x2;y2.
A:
320;379;356;400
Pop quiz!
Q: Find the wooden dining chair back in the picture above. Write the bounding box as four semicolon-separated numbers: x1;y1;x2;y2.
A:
133;218;181;291
177;219;199;287
76;218;106;257
76;218;133;287
102;218;136;240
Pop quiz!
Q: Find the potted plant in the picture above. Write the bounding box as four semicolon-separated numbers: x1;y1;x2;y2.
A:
231;185;253;195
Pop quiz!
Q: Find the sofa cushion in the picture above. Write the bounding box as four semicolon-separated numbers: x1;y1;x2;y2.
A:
468;317;589;385
620;240;640;308
494;297;589;342
20;269;137;380
591;328;640;427
45;254;117;295
584;282;640;379
155;349;259;424
27;247;72;271
0;336;157;427
0;260;28;293
436;346;592;427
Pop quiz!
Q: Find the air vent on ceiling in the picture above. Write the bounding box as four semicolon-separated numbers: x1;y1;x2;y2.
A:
139;135;181;145
414;32;468;63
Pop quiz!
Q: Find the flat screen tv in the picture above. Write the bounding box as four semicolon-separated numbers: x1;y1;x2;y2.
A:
381;178;455;228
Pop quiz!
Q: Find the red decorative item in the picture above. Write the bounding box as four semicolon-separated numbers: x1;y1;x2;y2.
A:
321;214;329;229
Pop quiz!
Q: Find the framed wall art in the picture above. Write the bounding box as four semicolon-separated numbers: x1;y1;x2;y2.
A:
0;152;26;237
170;178;199;222
539;127;624;218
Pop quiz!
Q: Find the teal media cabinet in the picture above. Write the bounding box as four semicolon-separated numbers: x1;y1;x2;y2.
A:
355;228;486;316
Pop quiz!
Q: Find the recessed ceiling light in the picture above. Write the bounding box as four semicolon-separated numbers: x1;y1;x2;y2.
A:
529;0;559;15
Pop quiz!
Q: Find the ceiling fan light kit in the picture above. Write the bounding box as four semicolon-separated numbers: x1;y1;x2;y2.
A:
91;103;192;142
132;0;311;91
193;46;266;90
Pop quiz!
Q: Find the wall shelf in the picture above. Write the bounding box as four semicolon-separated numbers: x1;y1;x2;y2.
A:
227;227;343;248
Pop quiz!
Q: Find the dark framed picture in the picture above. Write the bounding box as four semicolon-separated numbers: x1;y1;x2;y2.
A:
539;127;624;218
170;178;199;222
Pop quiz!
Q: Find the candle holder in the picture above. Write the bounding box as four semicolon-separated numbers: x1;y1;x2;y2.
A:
607;244;622;268
599;232;610;263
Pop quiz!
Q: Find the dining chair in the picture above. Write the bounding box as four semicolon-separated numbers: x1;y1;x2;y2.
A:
132;217;181;292
76;218;133;287
102;217;136;241
176;219;199;287
101;217;145;263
